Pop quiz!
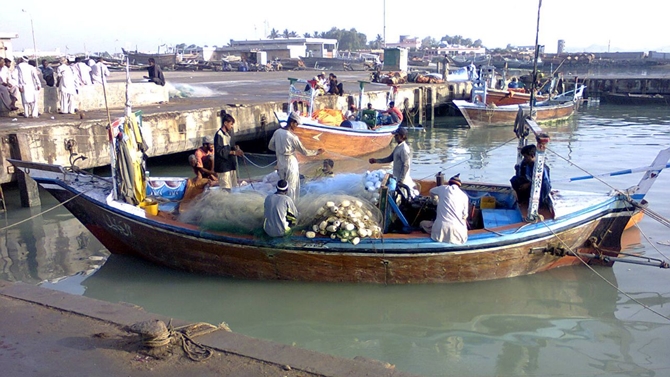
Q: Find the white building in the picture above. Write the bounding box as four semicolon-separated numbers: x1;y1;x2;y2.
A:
0;32;18;59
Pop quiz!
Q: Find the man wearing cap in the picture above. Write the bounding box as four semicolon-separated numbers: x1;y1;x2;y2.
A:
263;179;298;237
420;174;469;244
369;127;416;194
16;56;42;118
193;135;218;182
268;111;324;202
214;112;243;191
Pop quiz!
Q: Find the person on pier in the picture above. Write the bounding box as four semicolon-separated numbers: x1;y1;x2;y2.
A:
56;57;77;114
144;58;165;86
16;56;42;118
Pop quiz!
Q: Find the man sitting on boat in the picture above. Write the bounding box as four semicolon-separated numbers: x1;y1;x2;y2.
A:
419;174;469;244
510;144;552;208
379;101;403;125
263;179;298;237
314;159;335;179
193;135;218;182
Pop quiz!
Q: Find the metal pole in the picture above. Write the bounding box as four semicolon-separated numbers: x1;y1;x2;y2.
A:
383;0;386;48
22;9;37;60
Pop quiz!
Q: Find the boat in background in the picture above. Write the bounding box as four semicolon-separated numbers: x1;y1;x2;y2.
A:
274;78;400;160
601;92;670;106
122;48;178;69
453;81;585;128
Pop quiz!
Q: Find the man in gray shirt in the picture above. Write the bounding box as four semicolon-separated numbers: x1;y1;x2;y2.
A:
263;180;298;237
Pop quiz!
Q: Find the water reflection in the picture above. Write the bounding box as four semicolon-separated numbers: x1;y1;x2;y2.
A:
79;250;668;376
0;194;108;284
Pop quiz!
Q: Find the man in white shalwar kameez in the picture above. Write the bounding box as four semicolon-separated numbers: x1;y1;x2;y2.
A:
267;112;324;202
369;127;417;197
420;174;469;244
90;58;110;85
73;57;92;86
16;57;42;118
57;58;77;114
0;58;18;111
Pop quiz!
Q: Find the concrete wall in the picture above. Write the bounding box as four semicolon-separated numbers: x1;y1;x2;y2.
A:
4;82;168;116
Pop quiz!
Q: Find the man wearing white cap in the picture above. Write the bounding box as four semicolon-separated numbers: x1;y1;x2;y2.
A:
263;179;298;237
420;174;469;244
268;112;324;201
16;56;41;118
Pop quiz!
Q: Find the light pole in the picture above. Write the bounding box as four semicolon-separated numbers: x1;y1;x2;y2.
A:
21;9;37;60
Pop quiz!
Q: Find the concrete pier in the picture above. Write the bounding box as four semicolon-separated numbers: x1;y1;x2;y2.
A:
0;280;418;376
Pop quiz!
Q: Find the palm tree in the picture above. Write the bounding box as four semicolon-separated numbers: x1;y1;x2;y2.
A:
268;28;280;39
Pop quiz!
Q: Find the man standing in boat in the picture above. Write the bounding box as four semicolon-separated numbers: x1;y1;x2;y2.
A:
268;112;324;202
420;174;469;244
214;112;243;191
263;179;298;237
369;127;416;196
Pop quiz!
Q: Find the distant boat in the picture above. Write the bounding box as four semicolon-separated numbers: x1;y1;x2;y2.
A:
122;48;177;69
274;78;399;160
453;82;586;128
601;92;670;106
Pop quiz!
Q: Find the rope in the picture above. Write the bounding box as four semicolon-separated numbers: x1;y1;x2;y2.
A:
539;219;670;322
627;214;670;263
0;187;93;232
137;320;231;362
546;146;623;194
416;136;518;182
241;153;277;169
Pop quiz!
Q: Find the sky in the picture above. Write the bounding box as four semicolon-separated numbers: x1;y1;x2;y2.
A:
3;0;668;56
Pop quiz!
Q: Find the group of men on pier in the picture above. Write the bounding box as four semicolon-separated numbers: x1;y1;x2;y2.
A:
0;55;111;117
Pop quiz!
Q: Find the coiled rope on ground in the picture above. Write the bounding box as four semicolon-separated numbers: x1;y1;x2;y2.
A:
129;319;231;362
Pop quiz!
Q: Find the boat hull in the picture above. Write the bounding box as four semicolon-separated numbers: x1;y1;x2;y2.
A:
485;89;547;106
41;179;632;284
453;100;578;128
601;92;670;106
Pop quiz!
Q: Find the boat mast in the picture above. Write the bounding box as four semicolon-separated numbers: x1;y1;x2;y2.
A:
529;0;543;117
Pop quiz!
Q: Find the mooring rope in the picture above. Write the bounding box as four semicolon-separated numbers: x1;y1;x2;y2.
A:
0;188;94;232
539;220;670;322
133;319;231;362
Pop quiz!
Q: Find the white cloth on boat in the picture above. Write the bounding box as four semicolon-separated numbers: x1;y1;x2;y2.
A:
267;127;319;202
16;61;41;118
426;184;469;244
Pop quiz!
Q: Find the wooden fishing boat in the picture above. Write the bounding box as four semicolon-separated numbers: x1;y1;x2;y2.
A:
600;92;670;106
485;88;548;106
122;48;178;69
453;84;585;128
9;113;669;284
274;78;400;159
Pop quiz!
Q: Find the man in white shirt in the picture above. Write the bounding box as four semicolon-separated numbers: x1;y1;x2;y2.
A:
73;57;92;86
420;174;470;244
57;58;77;114
16;56;42;118
90;57;110;85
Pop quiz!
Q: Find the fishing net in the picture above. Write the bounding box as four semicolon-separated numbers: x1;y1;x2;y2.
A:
178;172;386;239
178;189;266;234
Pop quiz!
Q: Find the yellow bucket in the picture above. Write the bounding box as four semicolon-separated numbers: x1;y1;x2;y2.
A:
140;199;159;216
480;196;496;209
